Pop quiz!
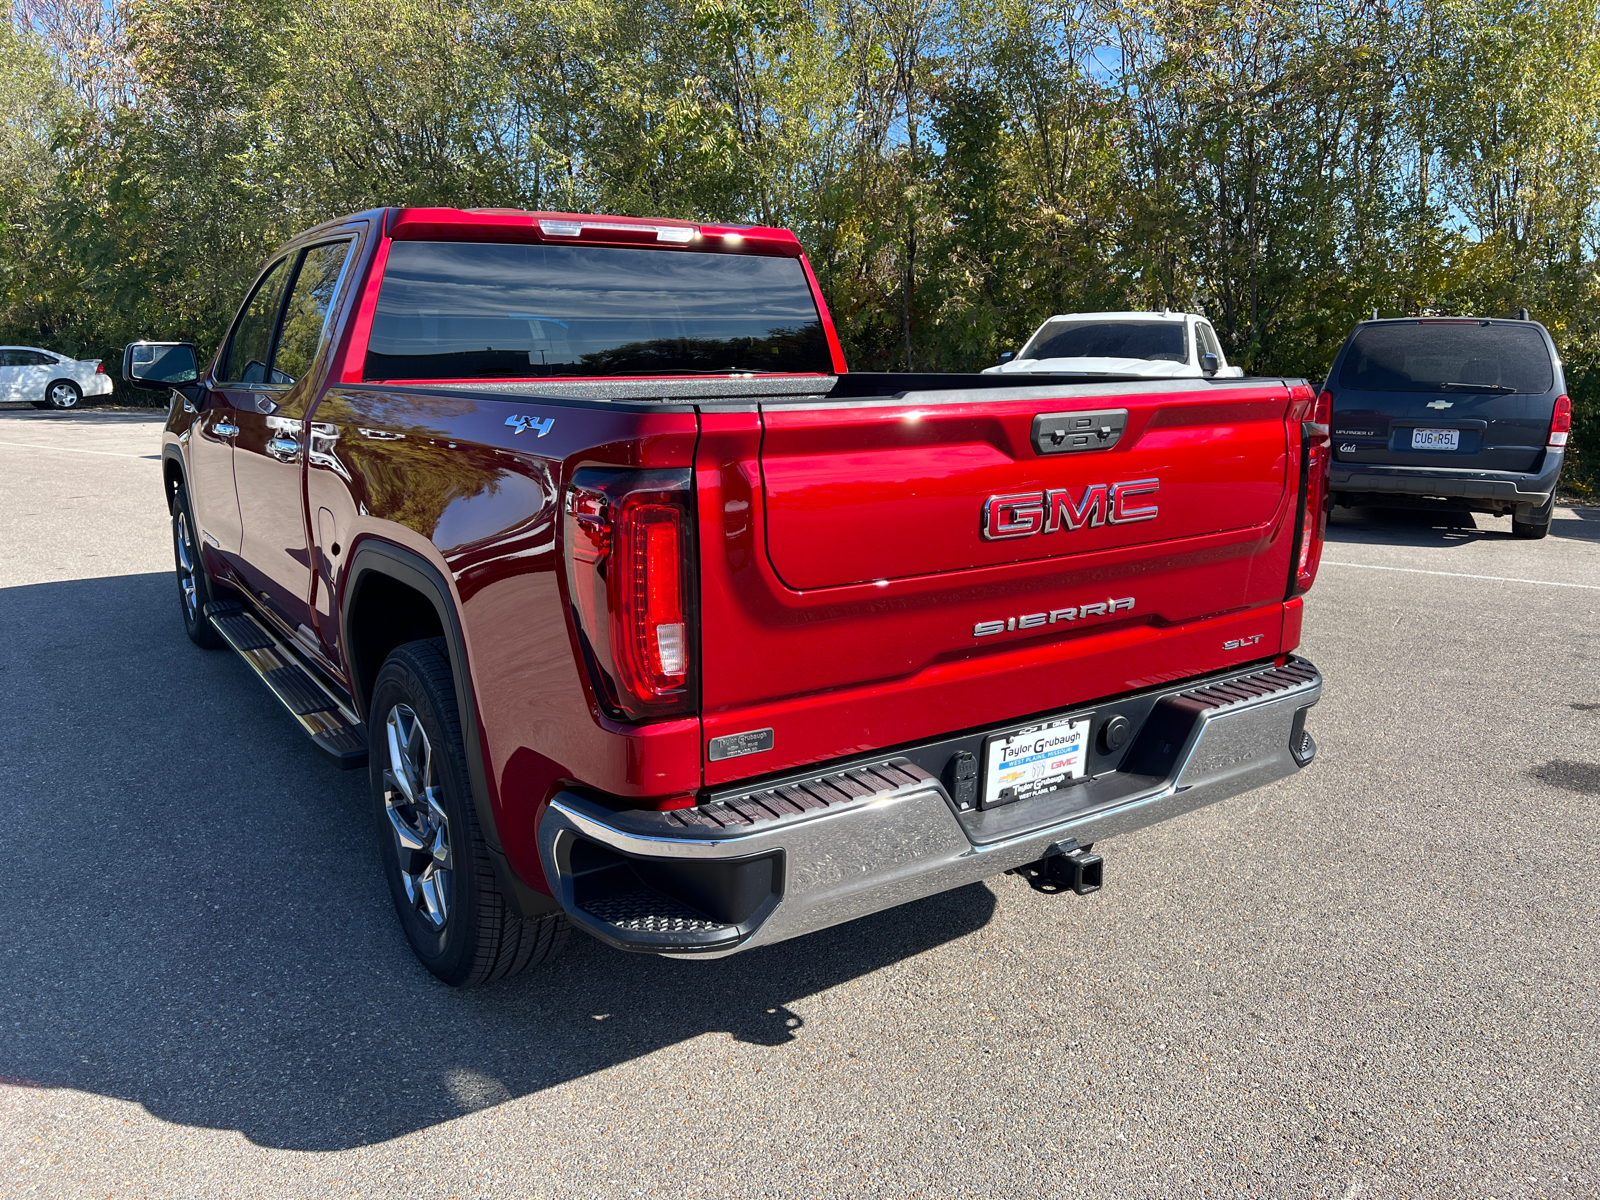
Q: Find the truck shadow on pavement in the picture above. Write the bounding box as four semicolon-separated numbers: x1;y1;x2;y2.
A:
1;571;998;1151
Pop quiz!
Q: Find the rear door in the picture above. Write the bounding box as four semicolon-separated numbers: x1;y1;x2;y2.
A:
1330;320;1560;473
13;350;54;403
232;239;355;647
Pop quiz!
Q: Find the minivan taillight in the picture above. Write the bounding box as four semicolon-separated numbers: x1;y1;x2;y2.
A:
1549;394;1571;448
1292;391;1332;596
563;468;696;720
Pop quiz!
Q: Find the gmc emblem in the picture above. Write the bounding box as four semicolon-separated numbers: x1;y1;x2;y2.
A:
981;478;1159;541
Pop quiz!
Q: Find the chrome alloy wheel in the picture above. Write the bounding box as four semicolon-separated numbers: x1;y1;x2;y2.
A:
48;382;80;409
174;509;199;622
383;704;454;930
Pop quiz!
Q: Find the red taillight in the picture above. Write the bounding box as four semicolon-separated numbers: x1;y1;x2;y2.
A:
1291;392;1332;596
616;502;688;695
1549;394;1571;447
563;469;696;720
95;361;106;374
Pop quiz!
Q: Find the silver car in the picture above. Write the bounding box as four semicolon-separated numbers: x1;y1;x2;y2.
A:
0;346;116;409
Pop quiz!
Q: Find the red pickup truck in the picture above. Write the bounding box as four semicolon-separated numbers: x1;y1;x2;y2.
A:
126;207;1328;987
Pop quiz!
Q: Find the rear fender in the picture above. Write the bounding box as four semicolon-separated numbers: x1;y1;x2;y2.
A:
342;539;561;917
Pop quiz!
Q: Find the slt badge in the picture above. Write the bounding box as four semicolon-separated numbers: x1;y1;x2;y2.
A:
506;414;555;437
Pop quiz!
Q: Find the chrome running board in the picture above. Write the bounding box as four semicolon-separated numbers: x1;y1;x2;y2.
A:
205;600;368;769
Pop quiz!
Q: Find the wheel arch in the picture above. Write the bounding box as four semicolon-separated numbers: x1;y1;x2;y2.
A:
161;450;186;511
341;540;558;917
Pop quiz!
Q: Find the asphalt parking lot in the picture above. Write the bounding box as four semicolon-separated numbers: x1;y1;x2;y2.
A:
1;407;1596;1199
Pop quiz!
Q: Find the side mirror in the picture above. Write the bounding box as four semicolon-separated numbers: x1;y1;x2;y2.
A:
998;351;1015;364
1200;352;1220;376
123;341;199;389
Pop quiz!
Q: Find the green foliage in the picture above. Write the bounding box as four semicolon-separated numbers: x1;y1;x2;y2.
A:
4;0;1600;489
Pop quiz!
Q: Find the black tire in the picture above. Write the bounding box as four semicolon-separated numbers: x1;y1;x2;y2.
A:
170;483;223;649
369;638;567;987
1512;497;1554;540
44;379;82;409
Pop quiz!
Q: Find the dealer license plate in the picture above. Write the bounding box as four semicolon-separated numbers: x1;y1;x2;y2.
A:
983;716;1090;809
1411;427;1460;451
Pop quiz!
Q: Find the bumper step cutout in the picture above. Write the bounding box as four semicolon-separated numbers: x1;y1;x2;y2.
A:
583;891;734;935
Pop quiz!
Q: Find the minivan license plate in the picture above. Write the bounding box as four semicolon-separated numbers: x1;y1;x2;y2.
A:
1411;428;1460;451
983;717;1090;809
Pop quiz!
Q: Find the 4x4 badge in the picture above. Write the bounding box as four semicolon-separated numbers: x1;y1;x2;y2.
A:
506;414;555;436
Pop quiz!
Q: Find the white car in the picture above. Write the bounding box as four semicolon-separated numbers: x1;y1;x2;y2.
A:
0;346;115;409
983;311;1246;379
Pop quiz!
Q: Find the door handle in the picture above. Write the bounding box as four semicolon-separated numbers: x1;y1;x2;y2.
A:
266;436;301;461
214;420;240;437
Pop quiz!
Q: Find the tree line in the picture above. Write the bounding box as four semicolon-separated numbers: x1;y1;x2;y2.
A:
3;0;1598;480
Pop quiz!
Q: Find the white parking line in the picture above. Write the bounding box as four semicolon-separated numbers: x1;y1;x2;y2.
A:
0;439;153;459
1322;560;1600;591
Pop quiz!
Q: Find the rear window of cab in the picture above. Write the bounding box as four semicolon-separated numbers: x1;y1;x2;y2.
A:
1338;322;1555;395
364;241;831;381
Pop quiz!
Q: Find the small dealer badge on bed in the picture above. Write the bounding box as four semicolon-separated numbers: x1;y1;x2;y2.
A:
709;727;775;761
983;717;1090;809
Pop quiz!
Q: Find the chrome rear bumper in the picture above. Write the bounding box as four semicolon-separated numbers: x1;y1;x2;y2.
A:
539;657;1321;957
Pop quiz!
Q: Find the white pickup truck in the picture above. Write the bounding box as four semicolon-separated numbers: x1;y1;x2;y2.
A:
984;311;1245;380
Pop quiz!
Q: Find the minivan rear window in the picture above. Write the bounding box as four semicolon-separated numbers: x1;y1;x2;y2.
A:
364;241;831;380
1338;323;1554;394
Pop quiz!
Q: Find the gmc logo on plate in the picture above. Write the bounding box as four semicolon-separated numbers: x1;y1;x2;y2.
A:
981;478;1159;541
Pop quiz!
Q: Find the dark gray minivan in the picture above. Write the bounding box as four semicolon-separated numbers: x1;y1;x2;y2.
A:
1324;317;1569;538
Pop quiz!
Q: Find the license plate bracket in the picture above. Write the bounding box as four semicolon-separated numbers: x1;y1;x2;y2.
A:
982;716;1091;809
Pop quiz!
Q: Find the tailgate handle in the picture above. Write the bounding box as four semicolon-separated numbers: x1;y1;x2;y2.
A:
1032;409;1128;455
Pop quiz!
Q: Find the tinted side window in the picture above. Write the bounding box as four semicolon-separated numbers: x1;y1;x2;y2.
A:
221;259;292;385
1198;323;1222;359
1338;323;1555;394
273;241;354;385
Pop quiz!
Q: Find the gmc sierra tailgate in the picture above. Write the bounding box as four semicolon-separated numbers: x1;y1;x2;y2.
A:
759;381;1288;589
694;378;1306;784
